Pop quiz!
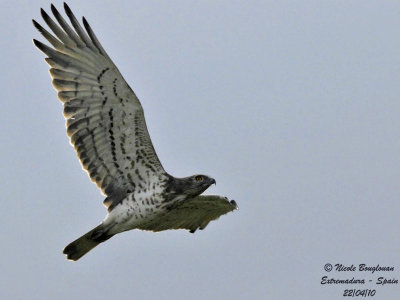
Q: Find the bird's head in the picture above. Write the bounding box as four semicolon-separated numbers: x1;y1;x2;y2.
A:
167;174;216;200
184;174;216;198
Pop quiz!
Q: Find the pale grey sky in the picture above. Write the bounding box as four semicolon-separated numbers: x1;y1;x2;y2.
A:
1;1;400;299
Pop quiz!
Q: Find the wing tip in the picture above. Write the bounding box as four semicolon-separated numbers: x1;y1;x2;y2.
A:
32;18;39;27
63;2;73;16
32;38;41;48
40;7;50;20
50;3;60;17
32;19;46;36
230;200;238;210
82;16;88;26
32;39;52;55
82;16;91;31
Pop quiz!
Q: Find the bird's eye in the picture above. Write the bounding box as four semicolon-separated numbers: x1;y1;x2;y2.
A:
195;176;203;182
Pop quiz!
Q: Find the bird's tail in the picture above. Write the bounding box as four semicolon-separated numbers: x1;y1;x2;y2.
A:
63;223;113;261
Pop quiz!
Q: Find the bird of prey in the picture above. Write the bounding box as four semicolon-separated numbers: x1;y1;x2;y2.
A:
33;3;237;261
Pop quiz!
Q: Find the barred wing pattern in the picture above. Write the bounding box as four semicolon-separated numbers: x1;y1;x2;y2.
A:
137;196;238;233
33;4;165;198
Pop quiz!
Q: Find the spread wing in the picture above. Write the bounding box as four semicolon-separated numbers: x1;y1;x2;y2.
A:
138;196;238;233
33;4;166;199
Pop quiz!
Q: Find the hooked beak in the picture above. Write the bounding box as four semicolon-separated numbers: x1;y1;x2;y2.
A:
210;178;216;185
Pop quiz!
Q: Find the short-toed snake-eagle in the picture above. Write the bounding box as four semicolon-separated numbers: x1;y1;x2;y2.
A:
33;3;237;261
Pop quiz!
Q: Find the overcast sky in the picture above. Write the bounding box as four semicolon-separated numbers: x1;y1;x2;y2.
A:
1;0;400;299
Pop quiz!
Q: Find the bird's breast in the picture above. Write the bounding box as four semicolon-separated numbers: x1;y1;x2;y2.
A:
104;189;169;234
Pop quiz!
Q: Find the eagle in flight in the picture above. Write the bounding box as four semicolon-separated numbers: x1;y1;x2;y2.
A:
33;3;237;261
